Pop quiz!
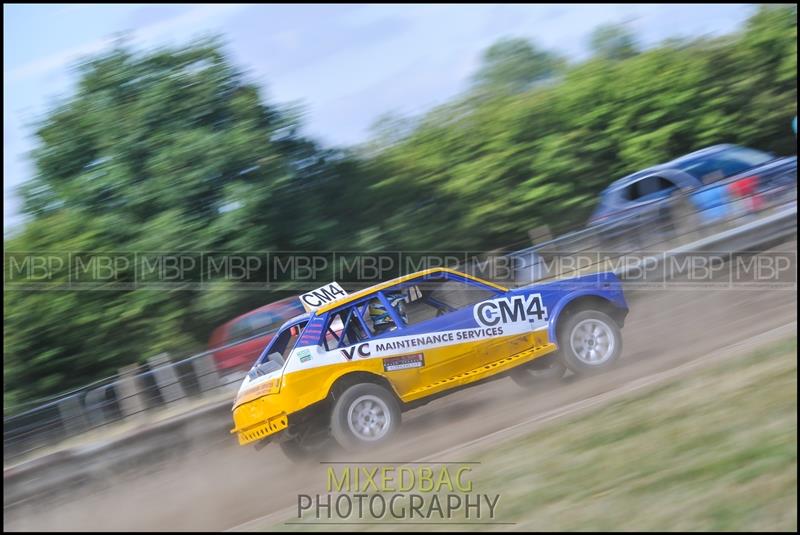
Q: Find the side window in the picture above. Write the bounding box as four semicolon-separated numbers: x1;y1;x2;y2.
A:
635;176;677;198
426;278;495;310
373;277;497;328
657;176;679;192
364;294;408;336
392;287;435;327
618;184;635;202
323;305;371;351
255;321;307;372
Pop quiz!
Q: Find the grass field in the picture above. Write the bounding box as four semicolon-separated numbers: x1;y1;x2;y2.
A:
274;338;797;531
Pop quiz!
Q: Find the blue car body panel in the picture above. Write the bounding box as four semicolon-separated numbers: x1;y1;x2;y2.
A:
292;269;628;353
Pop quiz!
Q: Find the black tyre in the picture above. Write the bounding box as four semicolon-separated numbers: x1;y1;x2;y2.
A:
558;309;622;374
279;434;336;464
510;353;566;388
330;383;401;450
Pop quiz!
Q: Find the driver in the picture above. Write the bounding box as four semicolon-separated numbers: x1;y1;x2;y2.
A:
368;291;408;334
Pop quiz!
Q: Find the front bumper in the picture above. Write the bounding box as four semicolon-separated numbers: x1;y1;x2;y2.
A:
231;394;290;445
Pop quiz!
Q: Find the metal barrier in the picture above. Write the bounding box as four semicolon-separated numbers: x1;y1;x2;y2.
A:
3;333;271;464
3;172;797;465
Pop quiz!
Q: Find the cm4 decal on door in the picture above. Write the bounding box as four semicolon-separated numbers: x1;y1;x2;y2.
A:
473;294;548;328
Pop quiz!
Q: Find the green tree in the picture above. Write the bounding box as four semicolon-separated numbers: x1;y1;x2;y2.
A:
471;37;565;94
589;23;639;60
4;37;369;408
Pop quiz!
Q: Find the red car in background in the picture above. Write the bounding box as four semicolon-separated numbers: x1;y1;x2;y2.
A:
208;296;306;374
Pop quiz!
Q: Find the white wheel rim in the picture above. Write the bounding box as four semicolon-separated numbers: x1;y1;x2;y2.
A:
570;318;615;365
347;394;391;441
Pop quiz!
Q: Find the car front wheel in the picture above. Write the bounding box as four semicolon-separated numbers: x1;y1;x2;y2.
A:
558;309;622;374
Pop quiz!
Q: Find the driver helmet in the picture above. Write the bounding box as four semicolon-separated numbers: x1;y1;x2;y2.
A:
369;291;408;333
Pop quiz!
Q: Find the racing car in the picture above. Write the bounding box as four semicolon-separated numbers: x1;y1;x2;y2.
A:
230;267;628;460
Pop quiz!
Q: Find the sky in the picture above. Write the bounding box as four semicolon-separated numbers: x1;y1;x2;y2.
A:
3;3;757;232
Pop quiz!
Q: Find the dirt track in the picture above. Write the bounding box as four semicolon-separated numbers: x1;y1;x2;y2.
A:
4;241;797;532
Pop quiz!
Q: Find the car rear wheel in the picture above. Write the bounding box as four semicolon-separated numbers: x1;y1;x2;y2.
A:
559;310;622;374
330;383;401;450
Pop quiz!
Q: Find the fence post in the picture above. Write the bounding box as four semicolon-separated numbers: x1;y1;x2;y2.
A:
191;353;221;394
57;394;88;437
84;386;111;427
147;353;186;406
528;225;553;246
116;364;147;419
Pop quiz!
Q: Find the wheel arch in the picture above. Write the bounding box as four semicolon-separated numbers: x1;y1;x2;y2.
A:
549;293;628;344
325;370;402;405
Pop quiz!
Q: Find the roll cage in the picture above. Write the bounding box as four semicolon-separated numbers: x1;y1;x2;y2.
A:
316;270;504;349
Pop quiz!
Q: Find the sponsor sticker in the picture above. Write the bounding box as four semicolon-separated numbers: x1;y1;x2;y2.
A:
383;352;425;372
298;349;312;363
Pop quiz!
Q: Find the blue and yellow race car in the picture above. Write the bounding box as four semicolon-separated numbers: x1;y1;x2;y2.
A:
231;267;628;460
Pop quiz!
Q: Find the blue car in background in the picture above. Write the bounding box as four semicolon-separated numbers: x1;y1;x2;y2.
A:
589;144;797;246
